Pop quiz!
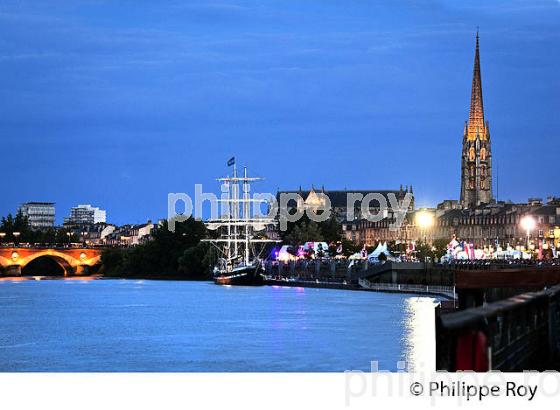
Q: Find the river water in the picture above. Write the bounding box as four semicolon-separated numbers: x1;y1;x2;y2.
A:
0;279;437;372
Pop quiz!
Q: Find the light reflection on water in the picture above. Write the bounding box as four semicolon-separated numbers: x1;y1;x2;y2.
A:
0;279;437;372
401;297;439;372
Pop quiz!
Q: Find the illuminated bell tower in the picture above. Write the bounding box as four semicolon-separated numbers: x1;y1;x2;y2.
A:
460;31;493;208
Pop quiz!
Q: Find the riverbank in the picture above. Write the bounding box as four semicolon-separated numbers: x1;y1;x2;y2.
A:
0;274;207;282
265;277;455;299
265;278;359;291
0;274;103;281
0;273;453;300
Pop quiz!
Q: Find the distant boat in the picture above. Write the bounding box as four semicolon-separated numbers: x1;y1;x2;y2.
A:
203;160;279;286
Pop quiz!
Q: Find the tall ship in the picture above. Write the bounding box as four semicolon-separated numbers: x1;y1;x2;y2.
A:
203;158;278;286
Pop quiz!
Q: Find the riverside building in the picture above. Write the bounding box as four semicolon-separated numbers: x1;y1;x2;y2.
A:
64;204;107;226
18;202;55;229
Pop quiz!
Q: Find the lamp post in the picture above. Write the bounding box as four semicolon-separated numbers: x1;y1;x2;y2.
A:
520;215;536;251
13;231;20;246
0;232;5;246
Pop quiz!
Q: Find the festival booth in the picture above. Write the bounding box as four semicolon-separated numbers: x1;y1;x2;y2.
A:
367;242;395;263
443;237;534;262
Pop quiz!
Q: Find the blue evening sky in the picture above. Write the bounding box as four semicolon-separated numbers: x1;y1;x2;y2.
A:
1;0;559;224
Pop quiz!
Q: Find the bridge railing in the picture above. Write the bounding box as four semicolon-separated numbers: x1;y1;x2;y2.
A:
0;243;104;249
436;284;560;371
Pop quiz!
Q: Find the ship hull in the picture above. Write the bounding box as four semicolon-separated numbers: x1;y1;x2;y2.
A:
213;265;264;286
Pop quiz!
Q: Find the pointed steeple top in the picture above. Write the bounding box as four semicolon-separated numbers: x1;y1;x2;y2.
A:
467;30;486;140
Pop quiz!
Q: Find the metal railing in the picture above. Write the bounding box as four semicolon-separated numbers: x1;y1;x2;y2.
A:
436;284;560;371
358;278;456;299
442;260;560;270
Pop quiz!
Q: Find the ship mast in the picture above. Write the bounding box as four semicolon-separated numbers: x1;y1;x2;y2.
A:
232;163;239;261
203;159;279;274
225;169;232;266
243;166;250;266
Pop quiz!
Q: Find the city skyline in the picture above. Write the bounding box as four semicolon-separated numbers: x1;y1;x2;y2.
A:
1;1;559;225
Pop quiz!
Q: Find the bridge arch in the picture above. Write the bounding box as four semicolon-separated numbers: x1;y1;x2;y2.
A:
17;250;80;276
19;250;77;268
21;254;74;276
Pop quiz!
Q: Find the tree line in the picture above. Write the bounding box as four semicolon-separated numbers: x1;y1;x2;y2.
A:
101;217;215;280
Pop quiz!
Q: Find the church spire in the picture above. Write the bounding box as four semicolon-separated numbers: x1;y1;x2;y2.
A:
460;29;493;208
467;30;485;140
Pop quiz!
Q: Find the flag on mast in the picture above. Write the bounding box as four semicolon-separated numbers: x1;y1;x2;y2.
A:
227;157;235;166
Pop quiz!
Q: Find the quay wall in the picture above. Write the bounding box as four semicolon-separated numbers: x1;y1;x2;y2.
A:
263;260;454;287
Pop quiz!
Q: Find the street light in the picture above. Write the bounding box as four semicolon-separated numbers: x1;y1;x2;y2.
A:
0;232;5;245
520;215;536;250
416;211;434;242
13;232;20;245
416;210;434;263
416;211;434;230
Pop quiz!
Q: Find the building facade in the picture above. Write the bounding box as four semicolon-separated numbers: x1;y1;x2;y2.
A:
460;32;493;208
344;198;560;251
103;221;155;247
67;223;115;246
64;204;107;226
277;185;414;223
18;202;55;228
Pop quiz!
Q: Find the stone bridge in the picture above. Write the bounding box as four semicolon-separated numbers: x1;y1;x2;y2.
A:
0;247;103;276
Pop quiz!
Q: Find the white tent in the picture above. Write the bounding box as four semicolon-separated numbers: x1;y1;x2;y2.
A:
368;242;392;260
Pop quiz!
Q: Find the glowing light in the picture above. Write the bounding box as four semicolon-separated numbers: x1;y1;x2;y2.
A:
11;251;18;261
416;211;434;229
520;215;536;232
80;252;87;260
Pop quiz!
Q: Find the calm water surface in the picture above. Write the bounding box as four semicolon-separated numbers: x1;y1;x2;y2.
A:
0;279;436;371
